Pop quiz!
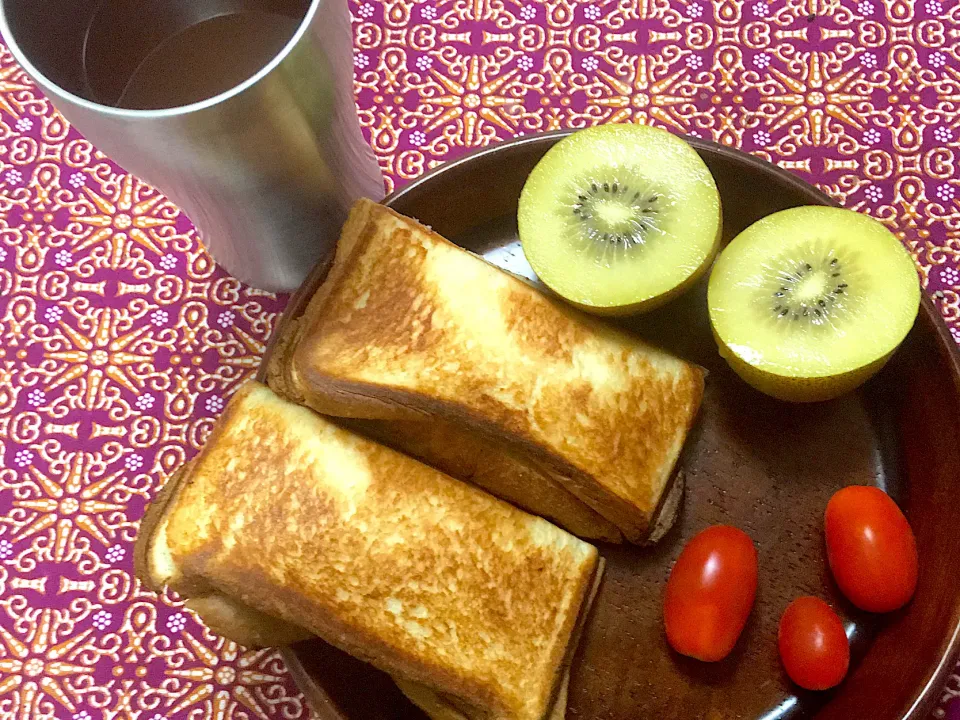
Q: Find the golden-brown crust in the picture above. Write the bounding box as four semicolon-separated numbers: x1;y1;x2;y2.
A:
159;382;600;720
275;199;703;543
340;416;623;543
133;463;189;593
397;557;604;720
265;198;381;410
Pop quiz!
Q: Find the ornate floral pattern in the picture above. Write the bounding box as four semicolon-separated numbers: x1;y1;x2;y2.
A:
0;0;958;718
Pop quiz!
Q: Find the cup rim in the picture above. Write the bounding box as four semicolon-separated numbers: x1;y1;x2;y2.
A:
0;0;323;118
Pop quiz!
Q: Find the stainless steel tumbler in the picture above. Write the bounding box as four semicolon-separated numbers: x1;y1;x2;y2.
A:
0;0;384;290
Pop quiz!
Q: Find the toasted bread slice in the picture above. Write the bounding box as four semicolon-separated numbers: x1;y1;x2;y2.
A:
135;381;600;720
268;199;704;543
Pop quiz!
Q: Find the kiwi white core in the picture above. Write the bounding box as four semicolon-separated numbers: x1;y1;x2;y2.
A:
790;267;829;305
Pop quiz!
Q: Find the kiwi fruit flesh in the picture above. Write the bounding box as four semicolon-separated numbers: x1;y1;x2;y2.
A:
708;206;921;402
517;124;722;315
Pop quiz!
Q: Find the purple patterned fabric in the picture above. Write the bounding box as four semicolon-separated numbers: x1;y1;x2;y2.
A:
0;1;958;718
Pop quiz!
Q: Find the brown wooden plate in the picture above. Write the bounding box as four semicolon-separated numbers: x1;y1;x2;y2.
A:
261;132;960;720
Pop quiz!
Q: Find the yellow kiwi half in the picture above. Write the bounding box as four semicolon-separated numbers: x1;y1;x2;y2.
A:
518;124;722;315
708;206;921;402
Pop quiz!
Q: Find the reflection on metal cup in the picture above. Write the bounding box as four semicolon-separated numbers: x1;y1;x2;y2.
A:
0;0;384;290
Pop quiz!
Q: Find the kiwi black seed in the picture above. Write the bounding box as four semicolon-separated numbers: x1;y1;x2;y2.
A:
765;251;853;325
567;173;666;263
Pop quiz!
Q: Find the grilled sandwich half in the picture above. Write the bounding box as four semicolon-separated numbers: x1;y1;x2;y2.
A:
135;381;602;720
268;199;705;544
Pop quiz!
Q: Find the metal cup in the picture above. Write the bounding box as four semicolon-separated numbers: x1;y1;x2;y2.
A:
0;0;384;290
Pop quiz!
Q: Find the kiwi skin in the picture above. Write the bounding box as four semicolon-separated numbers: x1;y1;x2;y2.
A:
713;330;894;402
563;209;723;317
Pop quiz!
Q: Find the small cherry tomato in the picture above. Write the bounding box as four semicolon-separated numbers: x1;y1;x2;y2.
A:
778;596;850;690
663;525;758;662
824;486;918;613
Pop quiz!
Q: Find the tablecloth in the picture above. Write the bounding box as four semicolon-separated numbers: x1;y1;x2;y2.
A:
0;0;957;718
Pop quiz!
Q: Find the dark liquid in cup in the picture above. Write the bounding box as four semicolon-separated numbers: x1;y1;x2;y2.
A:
114;12;300;110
